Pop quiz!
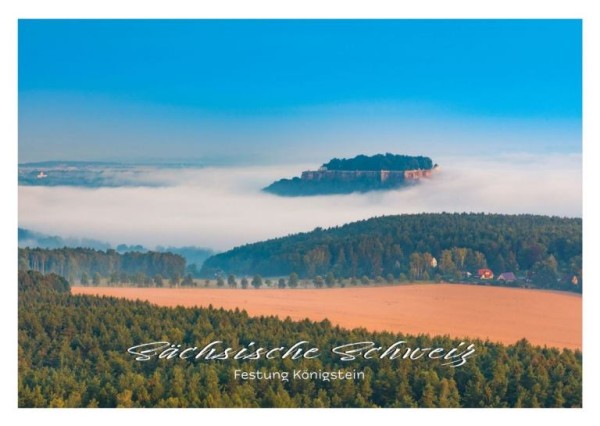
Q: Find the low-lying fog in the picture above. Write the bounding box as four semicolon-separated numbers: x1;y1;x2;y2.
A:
18;153;581;252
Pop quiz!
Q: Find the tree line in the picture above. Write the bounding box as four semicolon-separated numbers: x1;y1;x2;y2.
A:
201;213;582;292
323;153;434;171
19;247;186;285
18;270;582;407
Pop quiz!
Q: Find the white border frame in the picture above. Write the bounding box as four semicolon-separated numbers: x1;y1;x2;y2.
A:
2;1;597;424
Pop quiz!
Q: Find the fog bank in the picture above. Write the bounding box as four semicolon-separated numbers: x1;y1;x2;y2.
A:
18;154;581;251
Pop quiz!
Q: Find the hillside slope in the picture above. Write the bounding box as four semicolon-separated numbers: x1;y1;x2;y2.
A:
200;213;582;292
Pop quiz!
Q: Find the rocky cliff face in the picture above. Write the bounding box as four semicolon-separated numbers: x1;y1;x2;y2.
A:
300;169;431;183
403;169;433;180
263;160;436;197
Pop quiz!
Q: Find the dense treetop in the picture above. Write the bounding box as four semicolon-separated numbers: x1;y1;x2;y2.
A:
18;271;582;408
322;153;434;171
201;213;582;292
18;269;70;294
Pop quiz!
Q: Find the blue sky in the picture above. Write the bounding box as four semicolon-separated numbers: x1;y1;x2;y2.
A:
18;20;582;163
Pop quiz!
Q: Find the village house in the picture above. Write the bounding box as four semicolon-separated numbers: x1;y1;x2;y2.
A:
477;268;494;280
497;272;516;283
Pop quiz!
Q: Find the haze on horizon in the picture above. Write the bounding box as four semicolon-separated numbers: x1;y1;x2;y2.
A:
18;153;582;251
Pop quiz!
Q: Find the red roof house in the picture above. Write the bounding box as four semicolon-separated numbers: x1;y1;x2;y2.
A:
477;268;494;280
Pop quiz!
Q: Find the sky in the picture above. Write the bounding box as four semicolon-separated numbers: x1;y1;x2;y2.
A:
17;20;583;249
18;19;582;163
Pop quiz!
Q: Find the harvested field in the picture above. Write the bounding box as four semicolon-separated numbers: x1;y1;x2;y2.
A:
73;284;581;350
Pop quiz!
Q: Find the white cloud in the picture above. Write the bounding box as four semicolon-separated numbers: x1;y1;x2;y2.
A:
18;154;581;251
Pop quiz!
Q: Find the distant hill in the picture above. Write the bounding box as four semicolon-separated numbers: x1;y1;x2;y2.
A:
18;161;125;187
263;153;436;196
19;160;119;168
200;213;582;292
18;228;111;250
18;161;214;187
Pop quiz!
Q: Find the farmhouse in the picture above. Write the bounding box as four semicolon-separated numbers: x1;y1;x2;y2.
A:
497;272;516;283
477;268;494;280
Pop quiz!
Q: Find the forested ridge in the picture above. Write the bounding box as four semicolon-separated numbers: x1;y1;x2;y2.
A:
18;270;582;408
201;213;582;292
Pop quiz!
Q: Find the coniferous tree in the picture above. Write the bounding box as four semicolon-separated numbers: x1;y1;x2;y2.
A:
18;270;583;408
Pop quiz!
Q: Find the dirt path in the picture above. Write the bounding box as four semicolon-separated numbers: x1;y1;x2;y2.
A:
72;284;582;350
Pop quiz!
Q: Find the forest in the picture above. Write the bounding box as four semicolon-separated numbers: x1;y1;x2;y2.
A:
18;270;582;408
201;213;582;292
19;247;186;285
19;228;214;276
322;153;434;171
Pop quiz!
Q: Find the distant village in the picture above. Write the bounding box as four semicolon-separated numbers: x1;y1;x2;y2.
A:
426;256;579;287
